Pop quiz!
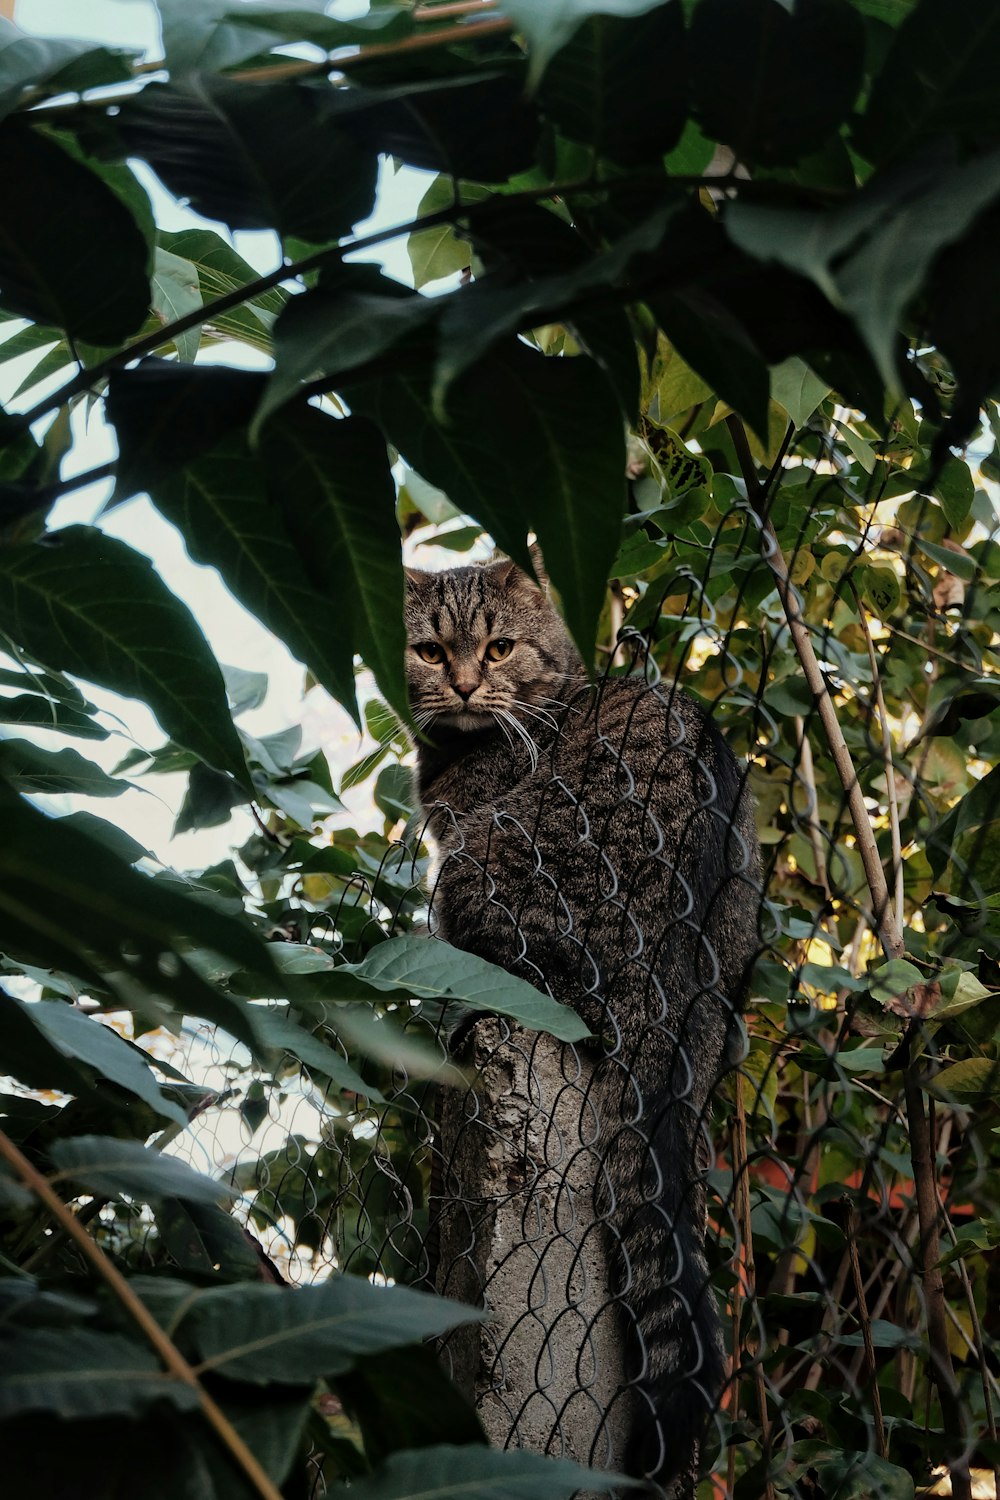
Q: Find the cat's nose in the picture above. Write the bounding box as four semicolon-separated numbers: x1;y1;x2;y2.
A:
452;680;478;701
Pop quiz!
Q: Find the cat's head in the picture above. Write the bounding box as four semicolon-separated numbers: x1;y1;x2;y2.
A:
404;557;580;734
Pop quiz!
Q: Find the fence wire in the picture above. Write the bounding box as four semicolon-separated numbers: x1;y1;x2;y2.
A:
107;451;1000;1500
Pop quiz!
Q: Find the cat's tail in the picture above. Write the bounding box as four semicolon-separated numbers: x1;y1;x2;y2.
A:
596;1075;725;1491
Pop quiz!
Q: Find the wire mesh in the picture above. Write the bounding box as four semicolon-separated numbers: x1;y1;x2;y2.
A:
135;447;1000;1499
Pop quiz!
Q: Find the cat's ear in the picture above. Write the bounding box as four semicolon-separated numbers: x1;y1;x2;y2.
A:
527;539;550;592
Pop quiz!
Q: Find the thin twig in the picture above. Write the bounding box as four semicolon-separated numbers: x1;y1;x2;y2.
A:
850;581;905;952
733;1072;775;1500
793;714;829;896
0;1129;284;1500
846;1204;887;1458
902;1079;972;1500
725;414;903;962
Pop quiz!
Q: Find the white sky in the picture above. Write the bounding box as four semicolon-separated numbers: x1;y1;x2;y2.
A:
4;0;436;869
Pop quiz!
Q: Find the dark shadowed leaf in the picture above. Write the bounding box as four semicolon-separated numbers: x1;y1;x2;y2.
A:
0;1328;198;1419
340;1345;486;1467
347;340;626;663
155;0;295;75
498;0;669;89
260;406;408;723
255;264;439;432
332;1444;630;1500
0;692;108;738
149;428;360;724
537;4;687;164
50;1136;234;1204
725;150;1000;392
118;77;378;239
223;3;413;48
0;738;124;797
157;1197;266;1280
855;0;1000;164
107;359;265;501
0;19;134;122
0;995;187;1125
331;71;540;182
0;119;149;341
0;526;250;786
690;0;865;167
159;1274;484;1383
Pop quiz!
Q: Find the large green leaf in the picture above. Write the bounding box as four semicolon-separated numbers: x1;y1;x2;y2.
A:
158;226;285;351
259;406;408;724
107;359;264;500
348;340;626;664
0;1328;198;1419
150;247;202;362
254;264;439;432
536;4;687;163
223;3;414;48
689;0;865;166
328;1445;630;1500
0;19;133;122
0;990;187;1125
497;0;670;89
0;119;149;341
149;427;360;725
320;935;591;1043
0;691;107;738
153;0;292;75
49;1136;236;1205
855;0;1000;163
0;738;125;797
118;77;378;239
143;1274;484;1384
725;150;1000;391
0;525;250;786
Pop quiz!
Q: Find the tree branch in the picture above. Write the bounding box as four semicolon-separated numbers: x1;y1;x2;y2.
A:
726;414;903;962
0;1128;285;1500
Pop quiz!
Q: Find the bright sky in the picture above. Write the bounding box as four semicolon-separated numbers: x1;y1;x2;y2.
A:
4;0;435;868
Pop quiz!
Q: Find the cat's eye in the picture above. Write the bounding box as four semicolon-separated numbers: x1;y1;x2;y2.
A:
414;642;446;665
485;638;514;662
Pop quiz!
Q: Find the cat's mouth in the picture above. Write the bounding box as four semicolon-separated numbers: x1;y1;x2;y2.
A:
438;706;494;732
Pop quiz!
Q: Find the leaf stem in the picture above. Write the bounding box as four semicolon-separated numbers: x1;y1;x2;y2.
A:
0;1128;285;1500
850;580;905;953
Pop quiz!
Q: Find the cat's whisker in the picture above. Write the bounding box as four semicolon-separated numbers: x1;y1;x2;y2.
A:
496;708;539;772
490;710;516;754
510;699;560;732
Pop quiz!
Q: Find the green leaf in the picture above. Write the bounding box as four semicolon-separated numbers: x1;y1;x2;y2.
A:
787;1443;914;1500
0;994;187;1126
536;5;687;164
154;0;295;74
260;406;408;725
0;691;108;739
912;536;977;582
0;738;125;797
150;247;202;362
158;226;285;352
927;455;975;531
770;357;831;429
726;149;1000;392
221;3;414;49
927;1057;1000;1100
164;1275;484;1384
690;0;865;167
0;118;149;342
497;0;670;90
855;0;1000;163
256;265;439;433
50;1136;236;1205
348;340;626;666
860;564;901;619
333;1444;631;1500
157;1197;265;1280
119;77;378;240
336;935;591;1043
342;1346;486;1467
0;1328;198;1419
0;20;127;122
0;526;250;789
868;958;924;1005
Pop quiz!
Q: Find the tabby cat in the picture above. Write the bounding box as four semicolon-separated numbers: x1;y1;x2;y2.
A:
405;556;761;1490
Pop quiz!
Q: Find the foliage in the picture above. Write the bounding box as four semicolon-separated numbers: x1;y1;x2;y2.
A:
0;1;998;1497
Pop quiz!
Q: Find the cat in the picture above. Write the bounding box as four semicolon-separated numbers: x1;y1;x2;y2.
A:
405;555;762;1491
